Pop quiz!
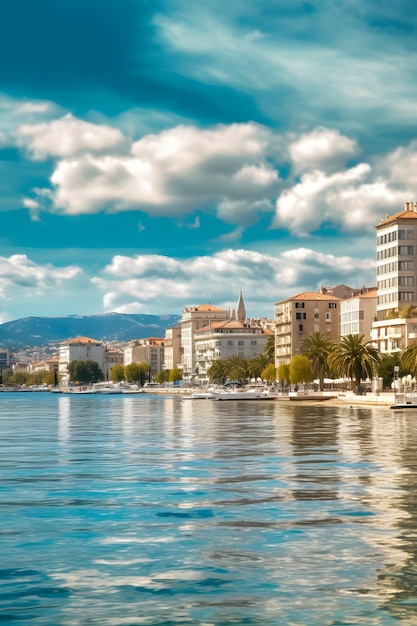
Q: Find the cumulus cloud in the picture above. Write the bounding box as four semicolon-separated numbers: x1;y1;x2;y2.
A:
0;255;82;296
288;127;359;174
18;113;127;159
272;163;403;236
31;122;281;223
92;248;375;315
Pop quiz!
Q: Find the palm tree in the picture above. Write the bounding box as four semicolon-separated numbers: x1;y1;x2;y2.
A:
207;360;227;385
247;353;270;378
327;334;380;391
302;332;334;391
263;336;275;363
224;356;249;382
401;342;417;376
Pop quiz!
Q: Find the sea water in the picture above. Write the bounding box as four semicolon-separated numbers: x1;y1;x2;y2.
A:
1;392;417;625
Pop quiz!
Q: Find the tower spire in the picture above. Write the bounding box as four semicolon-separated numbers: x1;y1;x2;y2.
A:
236;291;246;323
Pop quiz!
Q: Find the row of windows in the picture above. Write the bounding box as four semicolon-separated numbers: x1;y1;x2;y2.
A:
399;230;415;240
377;277;398;289
377;231;397;245
225;340;258;346
377;292;415;304
295;302;337;309
376;245;416;260
377;262;397;275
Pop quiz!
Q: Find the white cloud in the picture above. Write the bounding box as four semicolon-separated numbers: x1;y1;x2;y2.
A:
18;113;127;160
289;128;359;174
92;248;375;317
272;163;403;235
32;122;280;223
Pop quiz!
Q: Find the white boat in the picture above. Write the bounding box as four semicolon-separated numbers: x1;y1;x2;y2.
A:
215;386;277;401
182;391;218;400
390;393;417;409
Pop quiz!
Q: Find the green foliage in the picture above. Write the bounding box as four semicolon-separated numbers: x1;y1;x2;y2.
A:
377;353;402;388
289;354;315;385
110;363;125;383
261;363;276;383
207;360;227;385
69;360;104;384
169;368;183;382
247;354;270;378
155;369;170;384
263;336;275;363
125;362;149;385
401;342;417;377
327;334;380;388
224;356;249;382
277;364;290;382
302;332;334;391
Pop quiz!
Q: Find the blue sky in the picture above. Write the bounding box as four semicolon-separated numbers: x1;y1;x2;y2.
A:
0;0;416;322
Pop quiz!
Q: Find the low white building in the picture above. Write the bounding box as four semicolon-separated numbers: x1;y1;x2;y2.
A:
371;317;417;354
194;320;274;378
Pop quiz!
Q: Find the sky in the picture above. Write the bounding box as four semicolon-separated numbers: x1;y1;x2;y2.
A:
1;0;417;323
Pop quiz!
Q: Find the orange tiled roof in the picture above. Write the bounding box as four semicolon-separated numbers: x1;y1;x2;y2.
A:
277;291;342;305
66;336;101;345
377;209;417;227
188;304;228;312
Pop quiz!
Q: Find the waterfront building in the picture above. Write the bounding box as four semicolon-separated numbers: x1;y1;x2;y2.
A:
0;348;10;372
59;336;105;383
375;201;417;321
371;317;417;355
163;325;181;371
29;357;59;375
340;290;377;341
274;290;342;368
194;320;273;378
180;304;230;378
104;349;124;380
123;337;164;377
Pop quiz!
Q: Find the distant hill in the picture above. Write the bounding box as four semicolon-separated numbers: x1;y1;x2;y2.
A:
0;313;181;349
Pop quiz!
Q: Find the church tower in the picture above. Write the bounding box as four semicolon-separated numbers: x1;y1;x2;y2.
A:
236;291;246;323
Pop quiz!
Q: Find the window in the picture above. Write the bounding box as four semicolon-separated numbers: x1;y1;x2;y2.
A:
399;230;406;239
296;312;302;320
399;246;414;255
325;312;331;322
408;230;414;239
399;276;414;286
238;340;244;346
399;292;414;301
296;312;307;320
328;302;337;309
399;261;415;270
295;302;305;308
298;324;304;332
314;313;319;319
227;340;234;346
251;340;257;345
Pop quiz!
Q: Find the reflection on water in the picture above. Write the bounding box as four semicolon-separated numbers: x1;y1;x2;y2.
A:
1;393;417;624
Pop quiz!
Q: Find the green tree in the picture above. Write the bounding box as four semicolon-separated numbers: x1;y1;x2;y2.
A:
247;354;270;378
263;336;275;363
207;360;227;385
302;332;334;391
401;342;417;377
110;363;125;383
125;362;149;385
277;363;290;385
224;356;249;382
327;334;380;391
169;368;183;383
261;363;276;383
289;354;315;386
155;369;170;384
69;360;104;384
378;353;402;388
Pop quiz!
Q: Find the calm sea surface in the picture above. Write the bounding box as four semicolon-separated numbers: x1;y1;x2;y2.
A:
1;393;417;625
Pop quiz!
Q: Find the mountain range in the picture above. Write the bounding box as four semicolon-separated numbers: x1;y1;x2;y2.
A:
0;313;181;349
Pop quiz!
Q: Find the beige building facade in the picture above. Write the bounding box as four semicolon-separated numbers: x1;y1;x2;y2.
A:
163;326;182;371
124;337;164;377
274;291;341;367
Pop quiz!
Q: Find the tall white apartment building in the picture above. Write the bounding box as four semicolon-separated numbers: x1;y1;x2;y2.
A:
376;201;417;321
